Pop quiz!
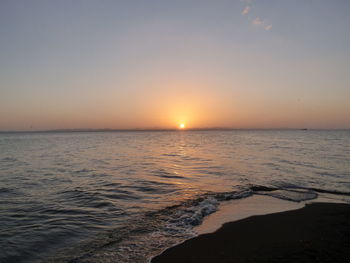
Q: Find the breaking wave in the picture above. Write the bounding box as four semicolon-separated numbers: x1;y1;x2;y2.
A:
44;185;349;263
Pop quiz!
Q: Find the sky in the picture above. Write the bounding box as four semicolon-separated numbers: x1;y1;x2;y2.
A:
1;0;350;130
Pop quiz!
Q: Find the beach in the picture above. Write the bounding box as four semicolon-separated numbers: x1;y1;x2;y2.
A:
1;0;350;261
152;202;350;263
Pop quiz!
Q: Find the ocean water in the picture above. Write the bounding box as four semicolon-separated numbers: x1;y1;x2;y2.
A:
0;130;349;263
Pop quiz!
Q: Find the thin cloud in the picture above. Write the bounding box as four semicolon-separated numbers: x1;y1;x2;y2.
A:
252;17;272;31
241;6;250;15
252;17;263;25
264;24;272;31
241;1;272;31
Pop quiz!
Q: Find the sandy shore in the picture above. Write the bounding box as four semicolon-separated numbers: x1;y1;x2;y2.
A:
151;202;350;263
195;195;304;235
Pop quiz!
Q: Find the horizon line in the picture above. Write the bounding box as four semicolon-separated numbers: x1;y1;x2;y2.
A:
0;127;349;133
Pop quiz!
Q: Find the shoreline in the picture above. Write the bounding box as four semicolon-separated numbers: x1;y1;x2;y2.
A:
194;195;305;235
151;202;350;263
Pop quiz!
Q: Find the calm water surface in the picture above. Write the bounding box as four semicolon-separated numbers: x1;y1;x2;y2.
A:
0;130;349;262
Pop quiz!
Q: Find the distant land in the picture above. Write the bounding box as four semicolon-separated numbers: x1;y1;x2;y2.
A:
0;128;348;133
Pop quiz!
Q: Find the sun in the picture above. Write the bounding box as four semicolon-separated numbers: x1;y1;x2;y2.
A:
179;123;185;129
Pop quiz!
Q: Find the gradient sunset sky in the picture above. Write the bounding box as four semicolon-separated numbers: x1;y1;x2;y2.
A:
1;0;349;130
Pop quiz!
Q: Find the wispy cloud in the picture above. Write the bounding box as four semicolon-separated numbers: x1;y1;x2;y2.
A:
241;1;272;31
252;17;263;25
241;6;250;15
264;24;272;31
252;17;272;31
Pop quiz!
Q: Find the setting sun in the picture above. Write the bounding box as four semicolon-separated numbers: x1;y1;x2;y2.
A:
179;123;185;129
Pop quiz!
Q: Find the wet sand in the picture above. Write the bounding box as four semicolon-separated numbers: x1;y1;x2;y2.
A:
151;203;350;263
195;195;304;235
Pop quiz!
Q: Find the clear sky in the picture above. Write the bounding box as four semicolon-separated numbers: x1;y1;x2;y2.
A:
1;0;350;130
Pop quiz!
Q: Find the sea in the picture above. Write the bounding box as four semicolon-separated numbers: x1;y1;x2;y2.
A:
0;130;349;263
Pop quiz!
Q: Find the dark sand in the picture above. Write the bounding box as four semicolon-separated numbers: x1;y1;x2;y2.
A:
151;203;350;263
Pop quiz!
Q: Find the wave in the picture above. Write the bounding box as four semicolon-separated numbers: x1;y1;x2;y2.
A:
288;185;350;196
39;184;350;263
152;169;186;179
1;157;17;162
42;189;252;263
256;189;318;202
0;187;20;196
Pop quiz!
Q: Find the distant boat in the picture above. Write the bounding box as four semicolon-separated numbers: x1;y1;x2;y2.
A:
301;128;308;130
